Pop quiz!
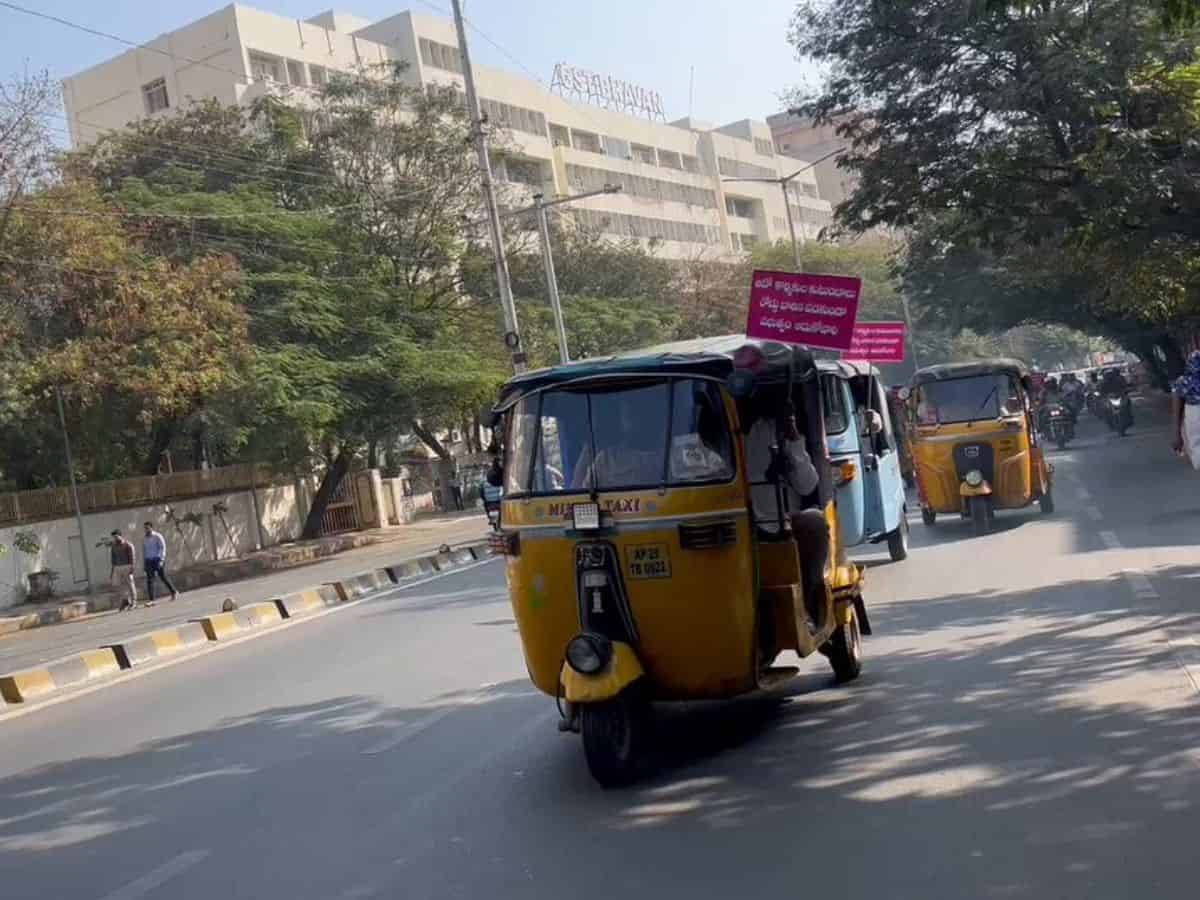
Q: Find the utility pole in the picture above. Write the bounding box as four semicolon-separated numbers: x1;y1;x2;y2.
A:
901;293;921;371
528;185;621;363
54;386;92;594
451;0;524;372
722;146;844;271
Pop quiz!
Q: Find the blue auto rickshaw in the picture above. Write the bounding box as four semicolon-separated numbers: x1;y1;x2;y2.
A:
818;361;909;561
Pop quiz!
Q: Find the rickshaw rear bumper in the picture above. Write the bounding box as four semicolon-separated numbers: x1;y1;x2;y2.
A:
560;641;644;704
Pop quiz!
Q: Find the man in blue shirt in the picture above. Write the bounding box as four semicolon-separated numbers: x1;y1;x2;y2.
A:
142;521;180;603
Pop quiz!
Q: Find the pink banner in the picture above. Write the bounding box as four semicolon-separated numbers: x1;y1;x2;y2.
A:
846;321;907;364
745;270;862;352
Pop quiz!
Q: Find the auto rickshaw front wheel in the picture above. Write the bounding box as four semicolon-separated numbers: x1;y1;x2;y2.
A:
921;507;936;527
887;515;909;561
969;496;992;536
1039;486;1055;515
828;606;863;682
581;688;649;788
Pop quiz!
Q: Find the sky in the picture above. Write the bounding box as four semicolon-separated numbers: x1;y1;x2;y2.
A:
0;0;818;135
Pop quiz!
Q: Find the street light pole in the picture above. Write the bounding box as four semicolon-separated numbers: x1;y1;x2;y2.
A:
470;184;622;365
54;386;92;594
532;194;568;364
722;146;845;272
451;0;524;372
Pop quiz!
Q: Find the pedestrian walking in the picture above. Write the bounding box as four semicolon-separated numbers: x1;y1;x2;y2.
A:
142;521;180;603
450;469;464;512
109;529;138;611
1171;350;1200;469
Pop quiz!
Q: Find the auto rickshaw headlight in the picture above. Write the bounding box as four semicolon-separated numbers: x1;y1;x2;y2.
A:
566;633;612;675
964;469;984;487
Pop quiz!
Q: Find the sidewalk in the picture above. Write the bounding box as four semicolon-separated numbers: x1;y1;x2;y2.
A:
0;513;489;673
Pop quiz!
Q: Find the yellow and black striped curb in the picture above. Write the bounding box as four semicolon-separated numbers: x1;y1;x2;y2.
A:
0;540;490;709
0;648;121;704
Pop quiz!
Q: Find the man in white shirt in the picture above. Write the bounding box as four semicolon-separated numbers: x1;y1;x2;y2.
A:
743;400;829;619
142;521;180;603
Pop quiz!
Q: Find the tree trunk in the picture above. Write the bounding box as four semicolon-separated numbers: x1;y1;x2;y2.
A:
143;420;177;475
367;439;379;470
300;446;354;540
412;420;451;460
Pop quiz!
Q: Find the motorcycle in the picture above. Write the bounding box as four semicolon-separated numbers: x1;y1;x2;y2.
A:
1064;389;1085;419
1086;389;1105;420
1105;392;1134;436
1042;402;1075;450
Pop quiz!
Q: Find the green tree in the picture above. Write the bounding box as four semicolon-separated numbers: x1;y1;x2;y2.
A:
789;0;1200;366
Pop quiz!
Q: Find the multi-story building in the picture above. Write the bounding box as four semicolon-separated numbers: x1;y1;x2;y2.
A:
62;5;834;259
767;111;855;211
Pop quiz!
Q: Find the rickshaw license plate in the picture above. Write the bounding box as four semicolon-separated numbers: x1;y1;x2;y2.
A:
625;543;672;580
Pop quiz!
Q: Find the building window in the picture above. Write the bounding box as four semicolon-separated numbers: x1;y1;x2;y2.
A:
505;158;544;188
419;37;463;75
571;129;603;154
572;208;719;245
141;77;169;114
753;137;775;157
632;143;656;165
549;123;570;147
725;196;756;219
310;65;327;87
480;97;547;138
658;149;683;170
603;136;631;160
249;52;283;83
680;154;701;173
286;59;306;86
565;163;717;208
731;232;758;252
718;156;774;179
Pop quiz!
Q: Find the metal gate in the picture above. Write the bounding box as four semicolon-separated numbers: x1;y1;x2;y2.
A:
319;475;360;534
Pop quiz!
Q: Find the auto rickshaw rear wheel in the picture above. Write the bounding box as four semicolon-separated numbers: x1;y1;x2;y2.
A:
969;496;991;536
581;688;649;788
887;515;909;561
921;507;936;527
828;606;863;682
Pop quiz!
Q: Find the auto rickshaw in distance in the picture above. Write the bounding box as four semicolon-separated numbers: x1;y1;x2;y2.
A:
484;335;871;786
818;360;909;561
906;358;1054;536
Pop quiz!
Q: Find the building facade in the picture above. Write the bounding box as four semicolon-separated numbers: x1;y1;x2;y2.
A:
63;5;834;259
767;111;855;211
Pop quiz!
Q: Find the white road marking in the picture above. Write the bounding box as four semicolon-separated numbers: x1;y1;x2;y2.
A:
97;850;209;900
1084;505;1104;522
1098;530;1122;550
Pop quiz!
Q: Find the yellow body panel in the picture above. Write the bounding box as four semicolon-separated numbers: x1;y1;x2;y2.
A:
560;642;645;703
912;419;1046;514
504;483;759;700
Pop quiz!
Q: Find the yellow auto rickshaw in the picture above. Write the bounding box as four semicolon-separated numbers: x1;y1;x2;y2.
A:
906;358;1054;536
484;336;870;786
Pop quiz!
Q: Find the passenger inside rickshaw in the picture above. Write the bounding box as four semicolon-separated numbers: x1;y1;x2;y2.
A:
739;388;830;622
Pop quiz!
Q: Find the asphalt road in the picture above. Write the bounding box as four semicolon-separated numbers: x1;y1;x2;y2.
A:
4;400;1200;900
0;514;487;673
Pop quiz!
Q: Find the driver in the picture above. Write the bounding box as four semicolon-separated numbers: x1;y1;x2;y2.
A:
743;395;829;620
570;400;662;489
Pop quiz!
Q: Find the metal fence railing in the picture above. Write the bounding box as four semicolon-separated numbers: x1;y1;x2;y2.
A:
0;463;277;526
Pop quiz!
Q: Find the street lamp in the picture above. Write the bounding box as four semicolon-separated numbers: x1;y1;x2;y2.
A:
721;146;845;271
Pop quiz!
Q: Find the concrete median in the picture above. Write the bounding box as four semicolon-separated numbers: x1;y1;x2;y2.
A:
197;602;284;641
109;622;209;668
0;648;121;704
273;585;342;619
327;569;393;603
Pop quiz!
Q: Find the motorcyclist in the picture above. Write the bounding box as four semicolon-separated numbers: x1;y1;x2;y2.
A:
1038;377;1061;433
1100;367;1129;398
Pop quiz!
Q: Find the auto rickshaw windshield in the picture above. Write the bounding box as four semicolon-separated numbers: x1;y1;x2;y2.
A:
504;378;735;495
915;374;1022;425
